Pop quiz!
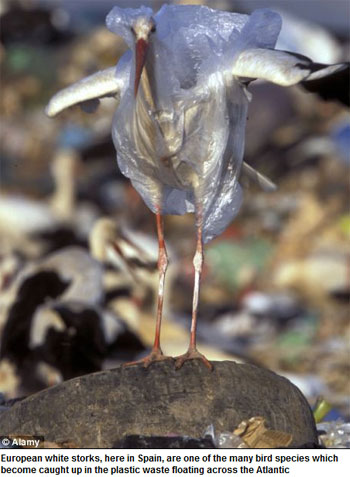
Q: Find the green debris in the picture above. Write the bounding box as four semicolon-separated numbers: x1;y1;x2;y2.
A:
338;214;350;238
206;238;273;290
5;45;55;81
313;397;333;423
275;315;318;365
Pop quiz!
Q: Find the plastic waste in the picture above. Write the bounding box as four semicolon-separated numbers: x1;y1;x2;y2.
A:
106;5;282;242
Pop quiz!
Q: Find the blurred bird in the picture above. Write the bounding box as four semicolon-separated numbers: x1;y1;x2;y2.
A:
46;5;349;369
0;148;94;259
89;217;159;291
0;245;146;393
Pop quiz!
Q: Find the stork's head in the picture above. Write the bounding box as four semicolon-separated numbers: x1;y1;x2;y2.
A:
131;16;156;96
106;6;156;97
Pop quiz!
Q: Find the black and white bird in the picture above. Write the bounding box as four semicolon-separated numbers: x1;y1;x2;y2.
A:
0;246;145;393
45;4;349;369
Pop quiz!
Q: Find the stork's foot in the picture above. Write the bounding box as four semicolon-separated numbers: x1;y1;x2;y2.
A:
175;347;213;371
123;348;174;369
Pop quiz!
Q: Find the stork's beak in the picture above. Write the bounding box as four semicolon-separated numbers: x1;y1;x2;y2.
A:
134;38;148;97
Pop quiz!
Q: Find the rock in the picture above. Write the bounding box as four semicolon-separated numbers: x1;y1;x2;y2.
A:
0;360;317;448
114;435;215;449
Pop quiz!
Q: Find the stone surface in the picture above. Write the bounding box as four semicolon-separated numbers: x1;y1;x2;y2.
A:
0;360;317;448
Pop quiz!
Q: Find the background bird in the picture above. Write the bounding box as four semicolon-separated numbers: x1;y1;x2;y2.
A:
45;4;349;370
0;244;146;394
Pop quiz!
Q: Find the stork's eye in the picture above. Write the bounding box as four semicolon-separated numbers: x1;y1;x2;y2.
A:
131;26;136;35
150;24;156;33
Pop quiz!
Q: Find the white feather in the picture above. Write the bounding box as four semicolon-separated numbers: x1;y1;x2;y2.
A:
45;67;122;117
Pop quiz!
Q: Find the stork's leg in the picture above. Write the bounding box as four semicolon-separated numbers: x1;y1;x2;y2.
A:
149;211;171;358
175;210;213;370
123;210;173;368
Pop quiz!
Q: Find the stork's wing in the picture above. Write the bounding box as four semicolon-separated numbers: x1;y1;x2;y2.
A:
232;48;349;105
241;162;277;192
45;67;123;117
301;64;349;106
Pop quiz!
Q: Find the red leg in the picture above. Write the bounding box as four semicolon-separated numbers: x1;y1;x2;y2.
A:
175;210;212;370
123;210;173;368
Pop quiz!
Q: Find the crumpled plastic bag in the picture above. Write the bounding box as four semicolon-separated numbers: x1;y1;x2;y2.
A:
107;5;281;242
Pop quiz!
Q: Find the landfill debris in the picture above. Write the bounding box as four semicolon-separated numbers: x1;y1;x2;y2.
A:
313;397;333;423
317;421;350;448
206;417;293;449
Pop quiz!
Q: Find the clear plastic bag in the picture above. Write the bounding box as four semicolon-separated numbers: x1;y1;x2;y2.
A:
107;5;282;242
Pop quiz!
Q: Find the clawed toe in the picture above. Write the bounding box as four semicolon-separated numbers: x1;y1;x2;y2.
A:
123;348;174;369
123;347;212;371
175;348;213;371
